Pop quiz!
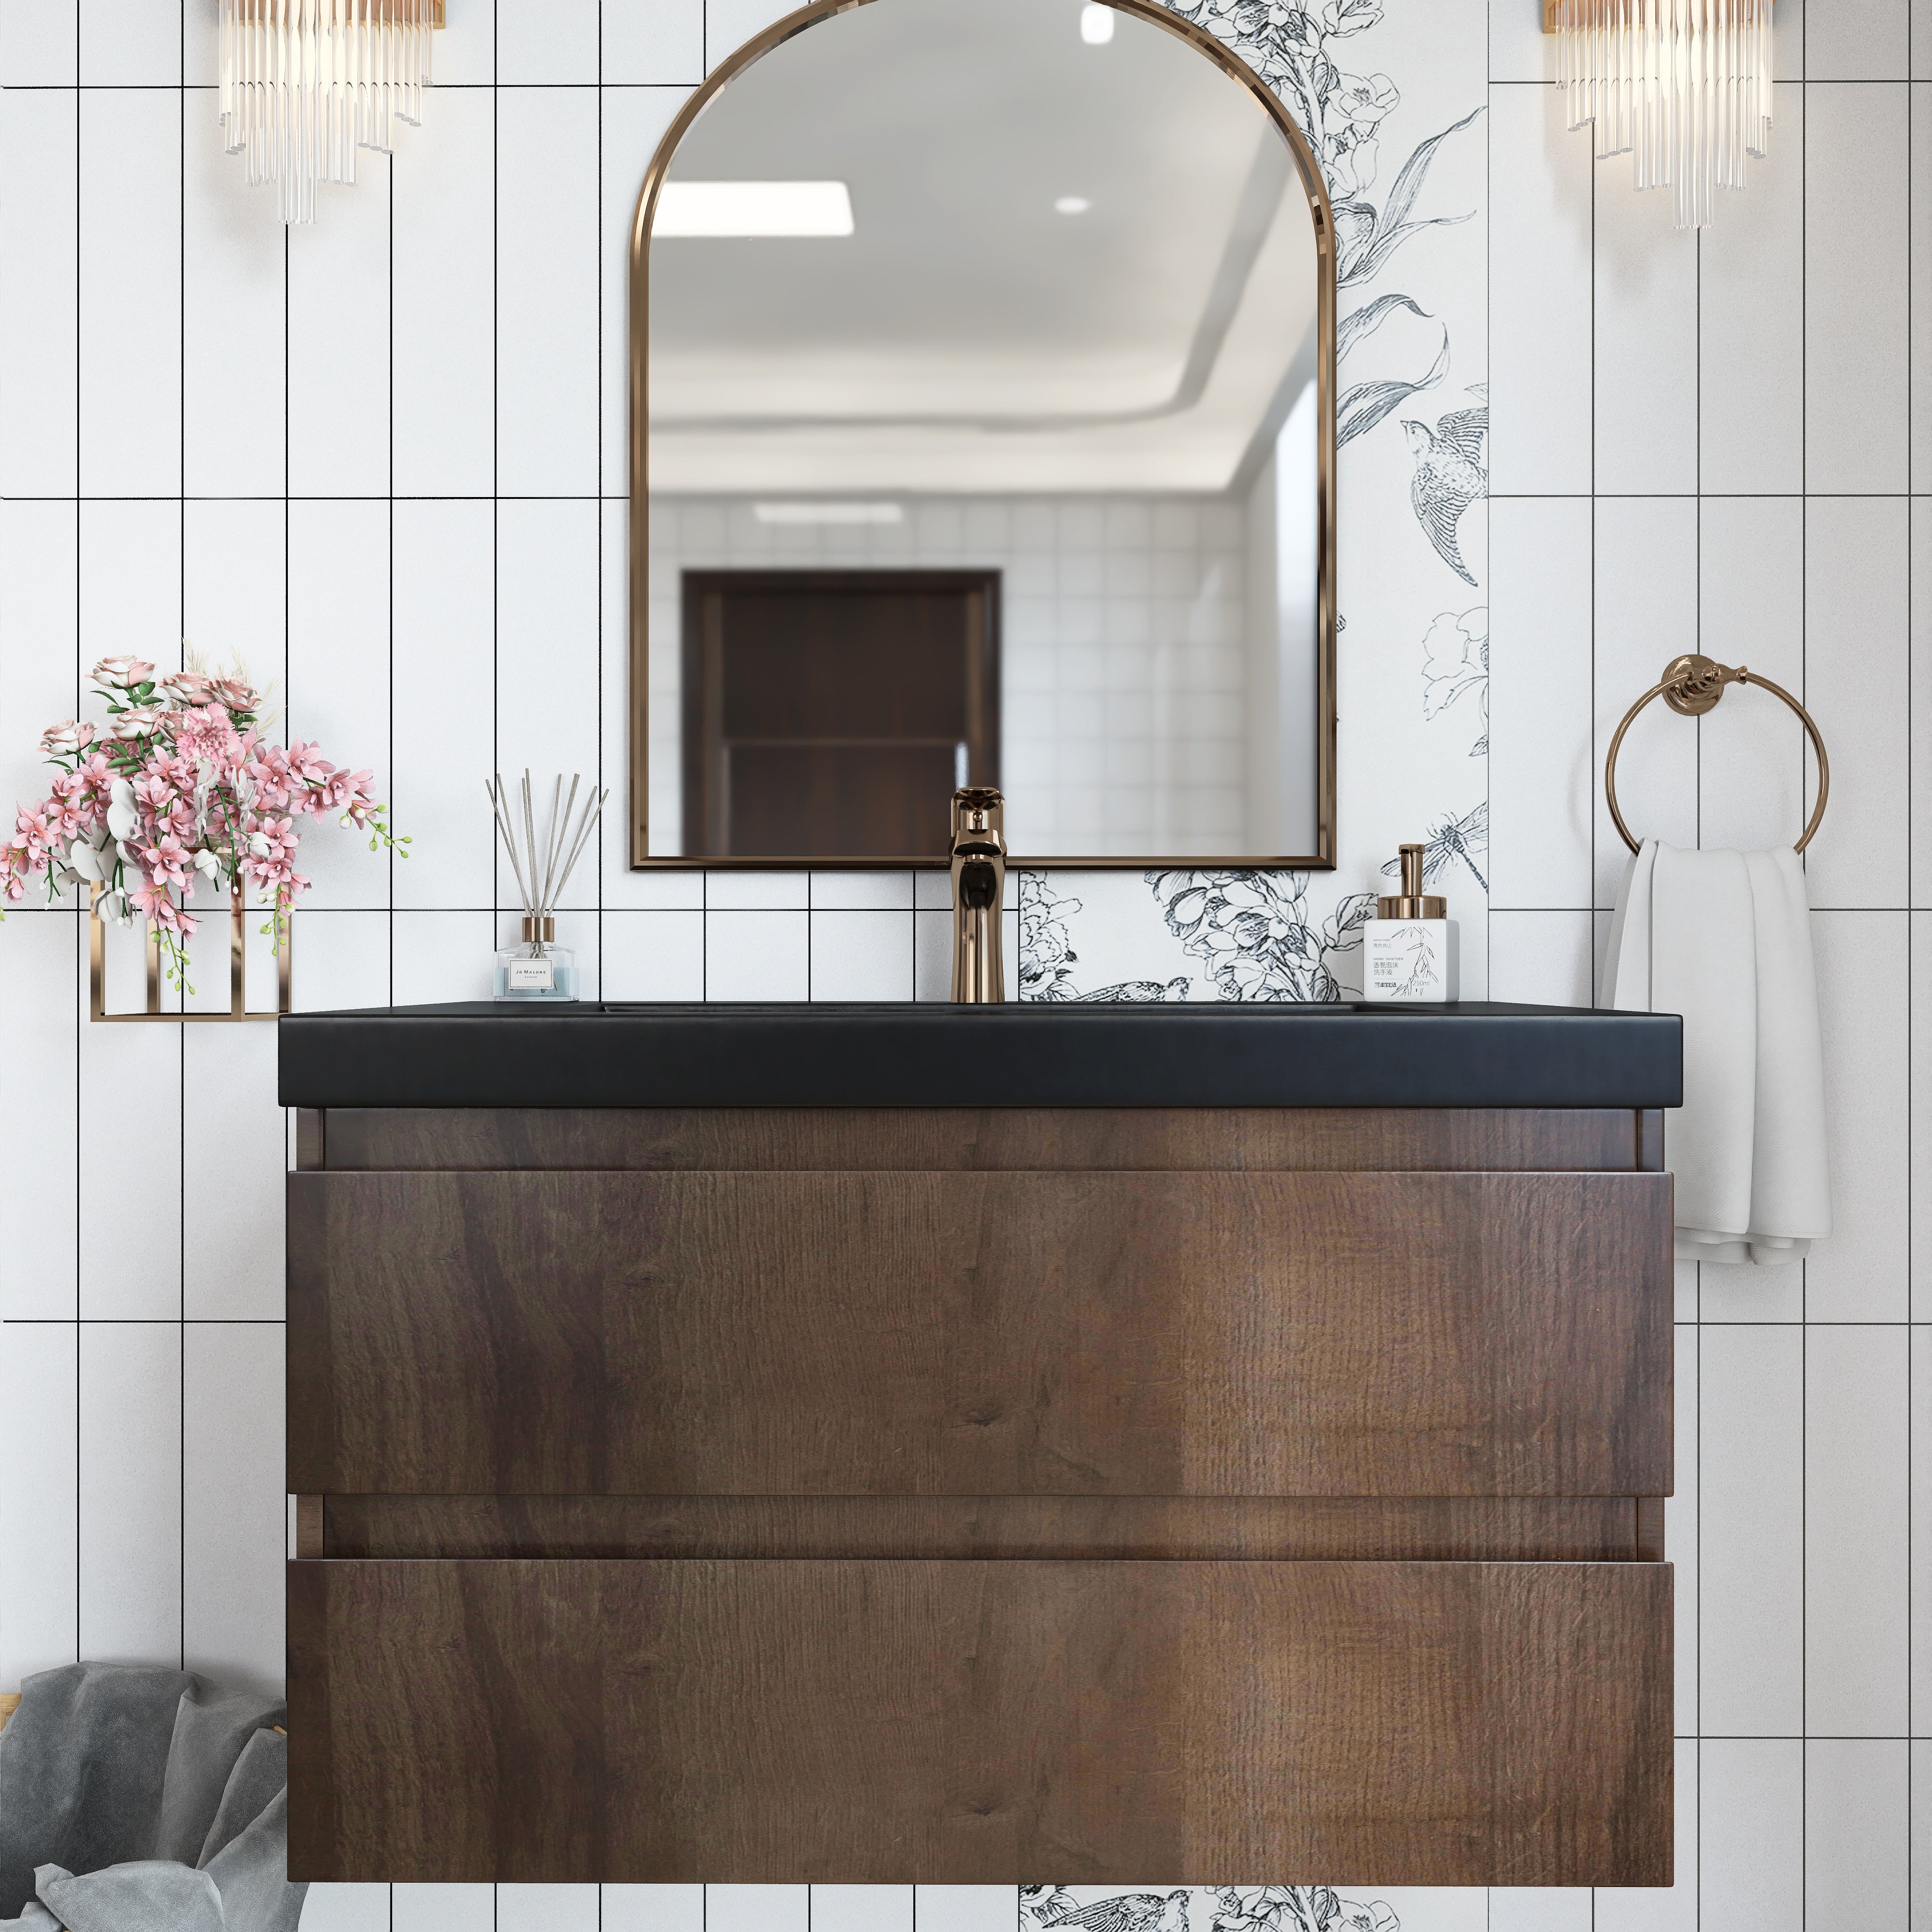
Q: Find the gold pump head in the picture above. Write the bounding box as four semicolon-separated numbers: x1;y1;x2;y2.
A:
1377;841;1446;920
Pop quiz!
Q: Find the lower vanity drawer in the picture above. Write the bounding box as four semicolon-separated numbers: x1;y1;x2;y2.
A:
286;1556;1672;1888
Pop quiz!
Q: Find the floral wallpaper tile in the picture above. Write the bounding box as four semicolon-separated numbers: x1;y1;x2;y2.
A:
1020;1883;1491;1932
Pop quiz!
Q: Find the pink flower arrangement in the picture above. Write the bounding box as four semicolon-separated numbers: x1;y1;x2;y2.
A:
4;654;405;992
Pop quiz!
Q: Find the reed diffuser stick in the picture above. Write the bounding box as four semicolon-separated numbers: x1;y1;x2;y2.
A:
489;770;608;923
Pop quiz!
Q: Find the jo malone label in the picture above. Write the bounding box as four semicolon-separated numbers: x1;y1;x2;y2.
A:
1363;919;1459;1003
507;956;556;992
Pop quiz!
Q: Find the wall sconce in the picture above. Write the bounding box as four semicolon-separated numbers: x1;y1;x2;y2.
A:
217;0;445;224
1544;0;1773;228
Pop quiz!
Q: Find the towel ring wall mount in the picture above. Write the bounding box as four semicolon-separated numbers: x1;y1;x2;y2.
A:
1605;653;1830;856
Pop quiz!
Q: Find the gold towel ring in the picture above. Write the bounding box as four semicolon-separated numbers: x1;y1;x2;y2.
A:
1605;653;1830;856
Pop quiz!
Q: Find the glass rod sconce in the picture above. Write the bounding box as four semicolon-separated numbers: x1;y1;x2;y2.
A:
1545;0;1773;228
217;0;444;224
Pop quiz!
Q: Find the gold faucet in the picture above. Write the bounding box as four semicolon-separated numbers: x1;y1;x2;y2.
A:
948;786;1006;1004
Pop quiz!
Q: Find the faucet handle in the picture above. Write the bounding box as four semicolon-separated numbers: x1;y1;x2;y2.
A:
951;785;1005;844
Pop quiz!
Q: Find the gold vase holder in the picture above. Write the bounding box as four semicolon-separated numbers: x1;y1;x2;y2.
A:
88;881;290;1023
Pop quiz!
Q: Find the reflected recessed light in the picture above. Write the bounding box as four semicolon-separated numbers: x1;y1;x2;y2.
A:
1054;196;1092;215
1080;3;1115;43
655;180;854;237
754;502;904;526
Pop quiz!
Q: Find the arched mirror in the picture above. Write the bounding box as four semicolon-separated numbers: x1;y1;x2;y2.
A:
628;0;1335;868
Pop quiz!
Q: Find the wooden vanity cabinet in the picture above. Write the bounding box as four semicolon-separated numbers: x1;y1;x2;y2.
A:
286;1105;1673;1888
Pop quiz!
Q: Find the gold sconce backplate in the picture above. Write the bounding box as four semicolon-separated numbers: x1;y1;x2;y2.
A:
88;882;290;1023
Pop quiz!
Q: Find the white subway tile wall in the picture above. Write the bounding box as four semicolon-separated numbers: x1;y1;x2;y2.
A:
0;1;1922;1927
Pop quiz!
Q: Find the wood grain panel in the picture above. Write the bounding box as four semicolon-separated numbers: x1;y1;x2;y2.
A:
320;1492;1647;1562
287;1169;1672;1496
286;1556;1673;1886
315;1106;1643;1174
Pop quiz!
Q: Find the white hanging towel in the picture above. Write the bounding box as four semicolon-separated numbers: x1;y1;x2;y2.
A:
1603;840;1830;1266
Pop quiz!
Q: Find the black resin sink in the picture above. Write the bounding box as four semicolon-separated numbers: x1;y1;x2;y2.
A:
278;1001;1682;1110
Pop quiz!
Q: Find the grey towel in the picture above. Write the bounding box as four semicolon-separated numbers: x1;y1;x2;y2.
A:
0;1663;305;1932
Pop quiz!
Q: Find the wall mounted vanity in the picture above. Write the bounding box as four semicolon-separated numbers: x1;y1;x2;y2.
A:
281;1001;1680;1888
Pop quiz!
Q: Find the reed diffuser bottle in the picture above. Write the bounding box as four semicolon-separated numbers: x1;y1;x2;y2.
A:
488;770;606;1003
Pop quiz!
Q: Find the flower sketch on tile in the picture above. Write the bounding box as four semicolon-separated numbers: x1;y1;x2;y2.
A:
1215;1889;1400;1932
1017;873;1193;1002
1403;384;1488;585
1379;801;1490;894
1021;1886;1401;1932
1148;869;1377;1001
1421;606;1488;755
1167;0;1397;200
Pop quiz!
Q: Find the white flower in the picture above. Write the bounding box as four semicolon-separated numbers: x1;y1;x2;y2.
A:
247;831;272;857
94;888;129;925
67;837;107;882
193;849;222;881
106;779;139;842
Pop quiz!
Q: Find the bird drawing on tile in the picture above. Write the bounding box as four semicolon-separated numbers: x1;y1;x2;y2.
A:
1402;386;1488;588
1044;1891;1193;1932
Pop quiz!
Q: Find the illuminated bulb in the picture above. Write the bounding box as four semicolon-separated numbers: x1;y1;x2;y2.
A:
1054;196;1091;215
1080;4;1115;43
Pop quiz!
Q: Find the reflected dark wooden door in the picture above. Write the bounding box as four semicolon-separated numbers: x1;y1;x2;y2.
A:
682;569;999;858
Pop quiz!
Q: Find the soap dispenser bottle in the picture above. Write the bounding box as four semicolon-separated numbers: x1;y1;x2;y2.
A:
1363;842;1458;1003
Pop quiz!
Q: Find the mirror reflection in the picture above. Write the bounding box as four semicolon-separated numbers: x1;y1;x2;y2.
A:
638;0;1331;863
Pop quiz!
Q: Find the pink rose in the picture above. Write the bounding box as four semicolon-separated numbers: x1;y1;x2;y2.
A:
110;705;162;740
160;671;216;706
210;678;259;714
92;655;156;690
40;719;95;755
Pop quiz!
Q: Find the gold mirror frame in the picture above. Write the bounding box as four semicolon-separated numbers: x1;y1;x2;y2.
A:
627;0;1338;871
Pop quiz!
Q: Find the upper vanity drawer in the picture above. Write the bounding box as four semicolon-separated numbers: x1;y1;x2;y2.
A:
288;1169;1671;1496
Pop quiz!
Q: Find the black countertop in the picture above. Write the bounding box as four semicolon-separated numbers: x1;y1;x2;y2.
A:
278;1001;1682;1110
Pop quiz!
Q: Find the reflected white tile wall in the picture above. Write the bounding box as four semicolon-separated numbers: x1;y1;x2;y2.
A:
644;496;1250;858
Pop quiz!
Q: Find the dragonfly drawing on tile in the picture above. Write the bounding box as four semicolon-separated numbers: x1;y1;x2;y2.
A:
1381;802;1489;895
